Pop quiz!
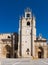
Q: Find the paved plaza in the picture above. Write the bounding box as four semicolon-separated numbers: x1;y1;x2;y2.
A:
0;58;48;65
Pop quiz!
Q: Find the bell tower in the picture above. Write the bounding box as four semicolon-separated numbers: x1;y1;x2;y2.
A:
18;8;36;57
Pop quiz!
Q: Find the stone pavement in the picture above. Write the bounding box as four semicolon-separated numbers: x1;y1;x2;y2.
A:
0;58;48;65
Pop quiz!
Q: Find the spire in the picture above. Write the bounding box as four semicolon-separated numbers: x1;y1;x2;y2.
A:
39;33;42;39
25;8;31;12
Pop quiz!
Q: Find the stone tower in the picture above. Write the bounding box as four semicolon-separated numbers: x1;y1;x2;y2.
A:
18;8;36;58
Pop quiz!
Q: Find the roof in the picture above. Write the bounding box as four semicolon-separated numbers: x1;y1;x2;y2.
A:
34;36;47;42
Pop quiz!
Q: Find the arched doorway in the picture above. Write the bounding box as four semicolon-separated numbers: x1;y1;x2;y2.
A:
5;45;11;58
6;53;11;58
38;47;44;58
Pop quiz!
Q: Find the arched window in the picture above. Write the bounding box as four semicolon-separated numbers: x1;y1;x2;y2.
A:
27;21;30;26
27;14;30;17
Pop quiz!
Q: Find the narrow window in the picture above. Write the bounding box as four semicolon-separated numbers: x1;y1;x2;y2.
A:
26;48;30;55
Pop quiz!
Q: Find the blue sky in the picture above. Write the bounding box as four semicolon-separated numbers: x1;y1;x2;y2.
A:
0;0;48;39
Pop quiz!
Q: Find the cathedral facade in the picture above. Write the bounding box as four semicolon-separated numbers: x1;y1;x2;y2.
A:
18;8;48;58
0;8;48;59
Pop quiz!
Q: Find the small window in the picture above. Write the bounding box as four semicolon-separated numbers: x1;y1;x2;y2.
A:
26;48;30;52
27;21;30;26
27;14;30;17
27;52;29;55
8;36;11;38
26;48;30;55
